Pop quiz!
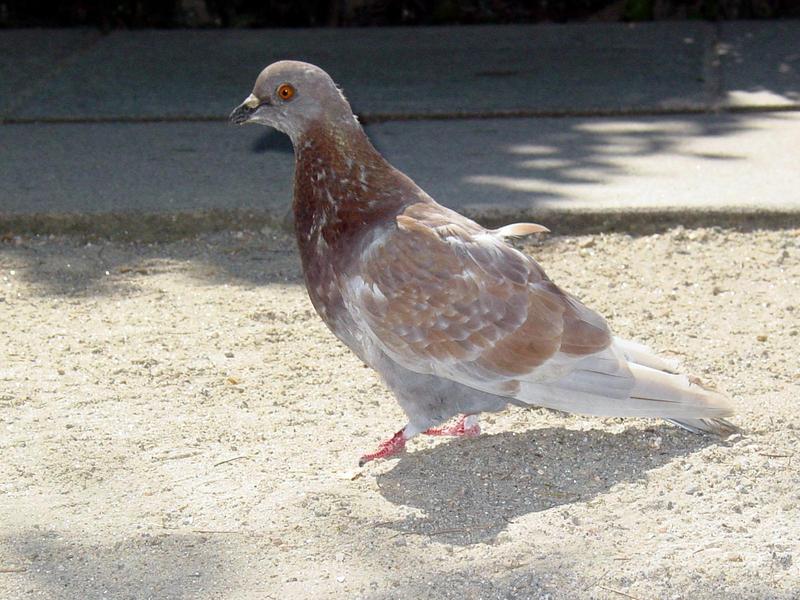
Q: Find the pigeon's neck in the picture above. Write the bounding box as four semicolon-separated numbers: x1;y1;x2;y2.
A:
294;118;384;176
293;119;417;253
290;117;426;346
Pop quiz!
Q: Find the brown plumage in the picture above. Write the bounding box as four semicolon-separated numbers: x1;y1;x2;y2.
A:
230;61;737;465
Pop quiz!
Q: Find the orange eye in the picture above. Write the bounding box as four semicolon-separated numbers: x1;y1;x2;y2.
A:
277;83;295;101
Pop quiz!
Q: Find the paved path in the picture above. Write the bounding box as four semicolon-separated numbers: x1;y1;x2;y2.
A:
2;112;799;218
1;22;798;227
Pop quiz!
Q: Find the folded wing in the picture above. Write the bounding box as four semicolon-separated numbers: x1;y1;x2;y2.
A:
345;204;734;427
345;206;614;400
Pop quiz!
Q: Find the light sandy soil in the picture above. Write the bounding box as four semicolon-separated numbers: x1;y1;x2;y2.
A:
0;226;798;600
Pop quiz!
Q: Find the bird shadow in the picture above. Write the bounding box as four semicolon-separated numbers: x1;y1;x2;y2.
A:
374;422;717;546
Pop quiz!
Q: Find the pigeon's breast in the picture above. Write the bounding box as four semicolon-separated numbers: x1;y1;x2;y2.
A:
290;132;412;361
292;197;382;371
297;228;366;358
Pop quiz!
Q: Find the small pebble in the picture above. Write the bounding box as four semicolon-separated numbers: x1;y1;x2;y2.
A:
725;553;744;562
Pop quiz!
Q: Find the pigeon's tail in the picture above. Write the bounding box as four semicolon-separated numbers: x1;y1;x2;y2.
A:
625;361;737;433
616;337;737;435
612;337;680;374
666;417;741;436
513;338;737;435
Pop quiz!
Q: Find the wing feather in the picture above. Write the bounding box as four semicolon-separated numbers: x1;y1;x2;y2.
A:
345;207;612;397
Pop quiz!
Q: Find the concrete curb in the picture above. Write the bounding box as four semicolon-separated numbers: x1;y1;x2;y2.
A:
3;103;799;127
2;207;798;242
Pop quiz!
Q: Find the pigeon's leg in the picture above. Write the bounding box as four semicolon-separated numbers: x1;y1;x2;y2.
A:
358;423;422;467
423;414;481;437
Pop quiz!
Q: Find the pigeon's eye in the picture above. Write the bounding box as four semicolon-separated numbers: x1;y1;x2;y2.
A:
277;83;296;101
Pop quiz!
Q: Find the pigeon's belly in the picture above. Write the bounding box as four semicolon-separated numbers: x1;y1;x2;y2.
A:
375;351;511;427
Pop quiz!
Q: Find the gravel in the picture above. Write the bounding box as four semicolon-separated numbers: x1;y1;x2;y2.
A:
0;226;798;599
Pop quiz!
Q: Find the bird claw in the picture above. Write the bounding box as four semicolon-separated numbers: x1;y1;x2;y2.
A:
358;429;407;466
423;414;481;437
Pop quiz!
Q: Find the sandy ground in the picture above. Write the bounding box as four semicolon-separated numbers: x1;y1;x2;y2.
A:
0;225;798;600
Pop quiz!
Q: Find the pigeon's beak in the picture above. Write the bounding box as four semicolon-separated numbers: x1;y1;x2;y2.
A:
229;93;263;125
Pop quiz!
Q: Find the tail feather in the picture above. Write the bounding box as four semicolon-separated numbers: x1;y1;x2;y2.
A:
667;417;741;437
513;338;737;436
614;337;679;373
627;362;733;416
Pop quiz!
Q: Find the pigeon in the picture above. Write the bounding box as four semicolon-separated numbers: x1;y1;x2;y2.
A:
230;61;737;466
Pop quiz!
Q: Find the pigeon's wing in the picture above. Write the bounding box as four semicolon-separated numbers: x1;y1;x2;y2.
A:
345;209;615;401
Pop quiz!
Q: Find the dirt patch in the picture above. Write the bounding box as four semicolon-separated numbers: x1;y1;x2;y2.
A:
1;227;798;599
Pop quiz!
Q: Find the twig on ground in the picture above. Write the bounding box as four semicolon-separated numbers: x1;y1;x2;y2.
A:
427;522;495;537
0;567;27;573
692;545;720;555
428;528;466;537
193;530;243;534
156;451;201;462
665;349;691;357
581;568;611;592
391;522;495;539
598;584;644;600
154;331;193;335
213;455;251;467
758;453;792;458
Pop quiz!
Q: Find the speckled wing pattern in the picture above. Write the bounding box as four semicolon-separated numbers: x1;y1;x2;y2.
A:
345;203;615;401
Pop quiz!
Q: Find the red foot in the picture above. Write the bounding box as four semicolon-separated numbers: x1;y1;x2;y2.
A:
423;415;481;437
359;429;406;466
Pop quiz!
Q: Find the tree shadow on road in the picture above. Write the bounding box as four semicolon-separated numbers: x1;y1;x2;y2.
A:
374;422;717;546
368;112;759;204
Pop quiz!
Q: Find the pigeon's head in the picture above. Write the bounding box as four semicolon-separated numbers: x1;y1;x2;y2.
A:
230;61;355;141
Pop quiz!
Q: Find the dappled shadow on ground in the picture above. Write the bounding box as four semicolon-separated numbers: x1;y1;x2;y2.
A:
0;230;302;298
375;423;716;546
1;203;798;300
3;531;236;599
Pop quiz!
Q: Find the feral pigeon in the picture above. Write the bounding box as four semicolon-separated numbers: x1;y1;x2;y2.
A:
230;61;737;466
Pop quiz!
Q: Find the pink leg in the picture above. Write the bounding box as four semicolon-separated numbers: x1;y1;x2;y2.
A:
423;414;481;437
358;429;407;466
